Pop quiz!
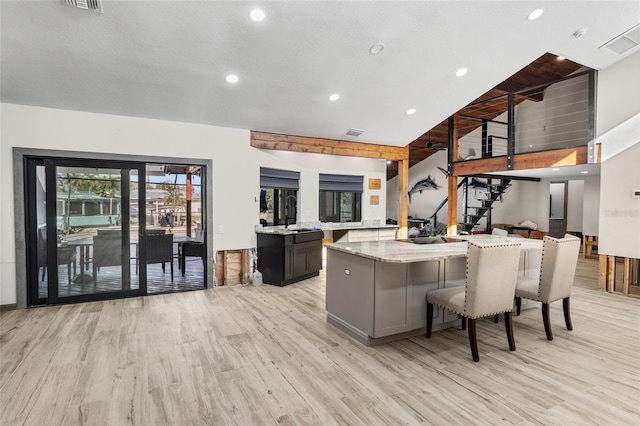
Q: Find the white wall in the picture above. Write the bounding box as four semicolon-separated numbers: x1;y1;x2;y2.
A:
598;142;640;258
0;103;386;305
386;151;448;221
567;180;584;232
491;180;550;231
583;175;600;236
597;50;640;138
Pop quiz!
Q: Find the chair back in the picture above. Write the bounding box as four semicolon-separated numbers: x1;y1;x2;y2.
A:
465;240;521;318
146;233;174;264
93;234;123;268
538;234;581;302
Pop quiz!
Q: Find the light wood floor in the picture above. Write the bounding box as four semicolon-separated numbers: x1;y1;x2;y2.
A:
1;257;639;425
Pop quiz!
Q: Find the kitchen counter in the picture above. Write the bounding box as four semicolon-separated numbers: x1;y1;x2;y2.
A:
326;236;542;263
325;236;542;346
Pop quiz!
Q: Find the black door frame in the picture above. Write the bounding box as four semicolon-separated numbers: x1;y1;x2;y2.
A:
24;156;147;305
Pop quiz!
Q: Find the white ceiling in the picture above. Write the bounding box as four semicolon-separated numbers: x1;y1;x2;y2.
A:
2;1;639;147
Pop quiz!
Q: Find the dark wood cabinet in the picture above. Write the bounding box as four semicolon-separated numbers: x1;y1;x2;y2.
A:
257;231;323;286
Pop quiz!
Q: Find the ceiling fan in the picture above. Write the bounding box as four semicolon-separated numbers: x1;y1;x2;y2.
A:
425;131;447;151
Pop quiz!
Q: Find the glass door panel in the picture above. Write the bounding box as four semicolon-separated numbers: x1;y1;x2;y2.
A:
54;166;138;299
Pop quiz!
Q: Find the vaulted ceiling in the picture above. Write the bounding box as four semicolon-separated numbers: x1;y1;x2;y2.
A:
2;1;639;153
386;53;585;180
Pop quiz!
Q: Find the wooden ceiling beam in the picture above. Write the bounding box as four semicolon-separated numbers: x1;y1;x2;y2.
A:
251;131;408;161
452;146;589;176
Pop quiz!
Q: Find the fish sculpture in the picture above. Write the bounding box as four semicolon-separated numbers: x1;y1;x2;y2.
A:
408;176;439;202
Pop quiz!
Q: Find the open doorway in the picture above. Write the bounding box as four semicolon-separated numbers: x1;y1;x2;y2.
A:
144;164;205;294
548;181;567;237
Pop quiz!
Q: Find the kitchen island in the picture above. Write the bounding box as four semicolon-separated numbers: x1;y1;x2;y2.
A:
325;236;542;346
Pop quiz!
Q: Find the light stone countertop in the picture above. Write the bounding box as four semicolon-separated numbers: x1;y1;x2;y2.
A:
258;223;398;235
326;235;542;263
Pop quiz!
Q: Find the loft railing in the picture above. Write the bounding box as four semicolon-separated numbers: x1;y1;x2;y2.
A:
451;69;597;168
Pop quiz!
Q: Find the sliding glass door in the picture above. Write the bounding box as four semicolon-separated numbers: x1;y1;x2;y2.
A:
26;157;145;305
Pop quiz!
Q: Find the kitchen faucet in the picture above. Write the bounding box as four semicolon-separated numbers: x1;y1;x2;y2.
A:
285;195;297;229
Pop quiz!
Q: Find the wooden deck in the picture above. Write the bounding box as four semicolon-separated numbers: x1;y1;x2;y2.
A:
2;256;638;425
41;258;205;299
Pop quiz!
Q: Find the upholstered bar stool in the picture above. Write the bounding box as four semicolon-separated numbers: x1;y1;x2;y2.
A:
515;234;581;340
426;240;522;362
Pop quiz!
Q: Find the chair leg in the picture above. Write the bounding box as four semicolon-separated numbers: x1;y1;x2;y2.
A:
563;297;573;331
461;317;466;330
468;318;479;362
515;297;522;316
494;314;500;324
162;262;166;273
542;303;553;341
426;302;433;338
170;261;174;282
505;312;516;351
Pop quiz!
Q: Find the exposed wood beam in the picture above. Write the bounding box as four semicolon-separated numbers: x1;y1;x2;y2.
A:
513;146;588;169
397;159;409;239
446;176;457;237
452;146;589;176
251;131;408;161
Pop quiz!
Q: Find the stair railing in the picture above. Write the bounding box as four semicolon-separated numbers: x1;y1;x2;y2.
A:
429;177;468;235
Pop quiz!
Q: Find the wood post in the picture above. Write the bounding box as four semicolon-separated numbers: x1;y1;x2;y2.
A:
397;159;409;239
447;115;459;236
598;255;607;291
447;176;457;236
623;257;631;295
607;255;616;292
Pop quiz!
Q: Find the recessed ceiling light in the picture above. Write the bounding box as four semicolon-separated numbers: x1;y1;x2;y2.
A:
406;108;416;115
557;56;566;60
581;170;589;174
456;68;468;77
552;168;560;171
369;43;385;54
527;9;544;21
387;160;391;165
226;74;239;84
328;94;340;102
250;9;265;22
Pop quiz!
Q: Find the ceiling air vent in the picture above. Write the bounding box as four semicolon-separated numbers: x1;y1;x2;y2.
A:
601;24;640;55
345;128;364;137
63;0;103;13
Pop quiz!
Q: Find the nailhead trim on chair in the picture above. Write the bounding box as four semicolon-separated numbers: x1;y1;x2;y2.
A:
457;241;521;318
532;235;580;302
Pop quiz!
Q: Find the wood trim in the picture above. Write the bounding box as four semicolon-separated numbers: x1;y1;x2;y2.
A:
446;176;457;236
452;146;589;176
251;131;408;161
397;159;409;239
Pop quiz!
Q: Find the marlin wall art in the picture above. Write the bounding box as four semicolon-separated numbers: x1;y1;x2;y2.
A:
408;176;440;202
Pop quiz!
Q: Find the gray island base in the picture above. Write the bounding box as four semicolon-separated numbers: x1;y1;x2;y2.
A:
325;237;542;346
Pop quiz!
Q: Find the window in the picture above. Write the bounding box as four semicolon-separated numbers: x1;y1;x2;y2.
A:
260;168;299;226
319;174;363;223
